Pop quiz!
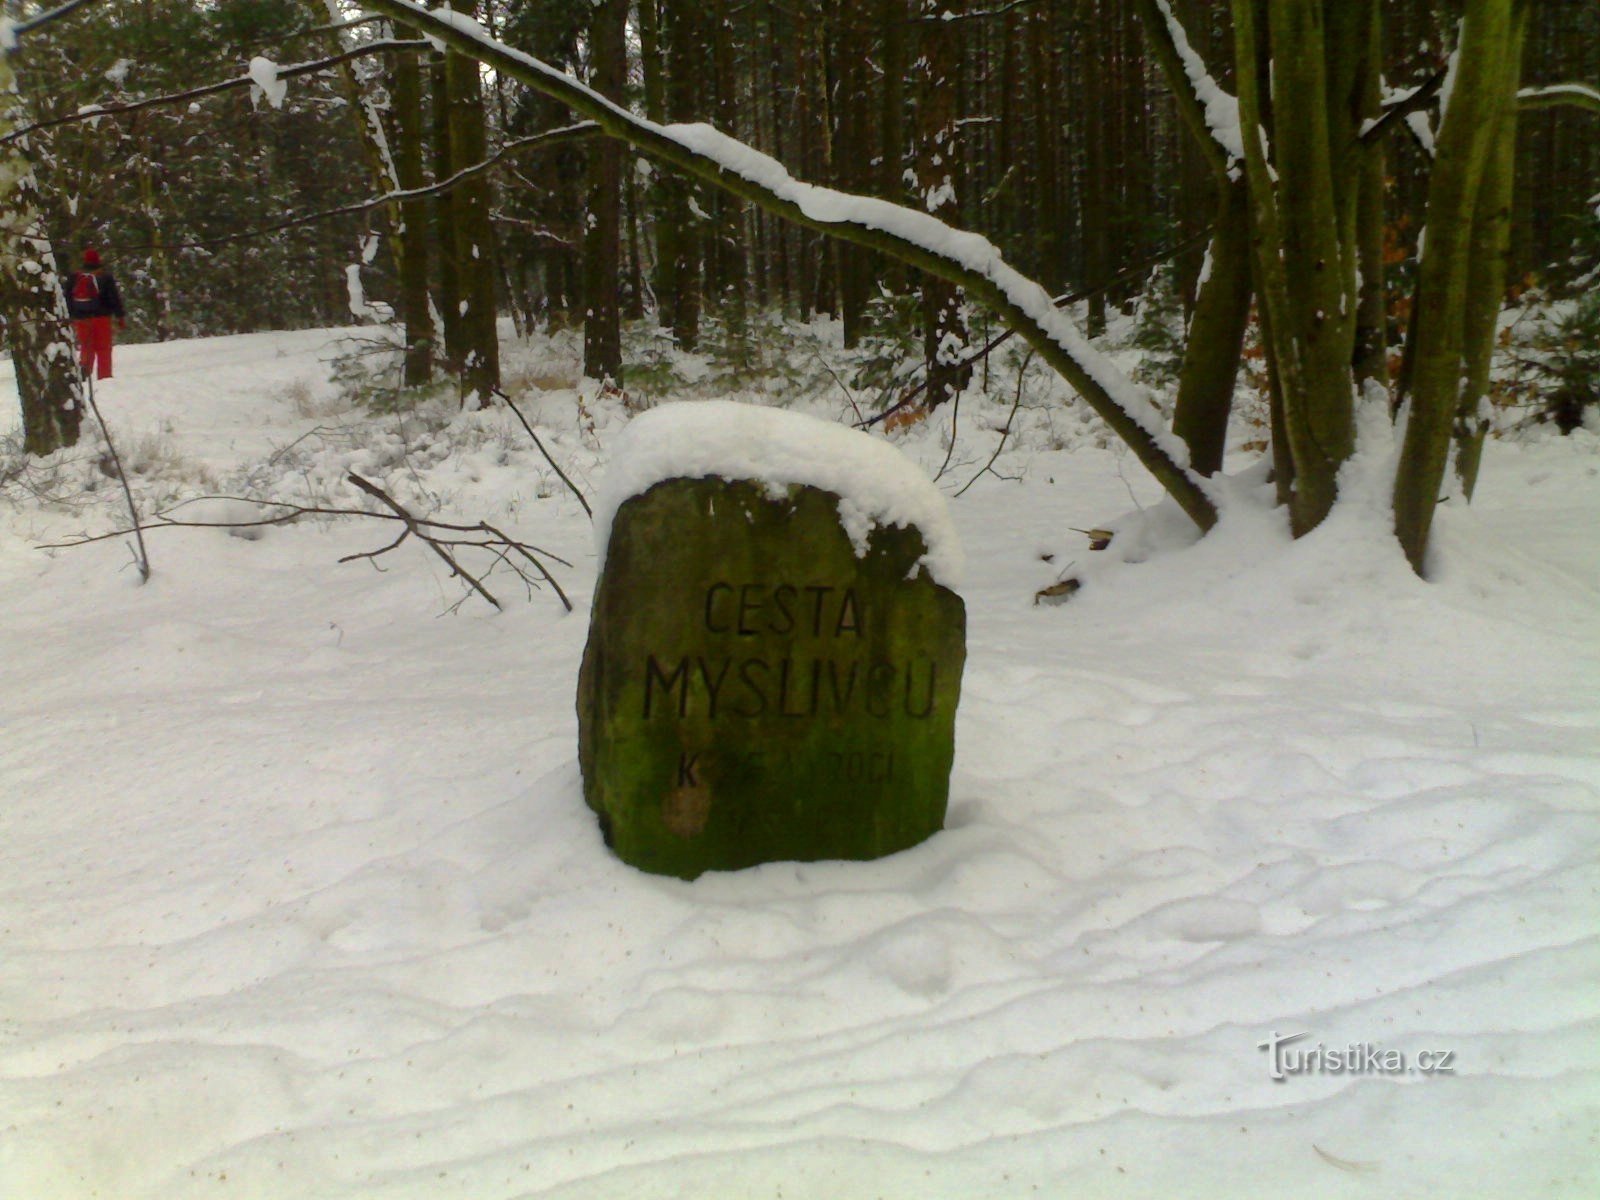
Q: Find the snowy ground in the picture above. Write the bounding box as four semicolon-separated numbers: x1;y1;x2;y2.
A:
2;326;1597;1199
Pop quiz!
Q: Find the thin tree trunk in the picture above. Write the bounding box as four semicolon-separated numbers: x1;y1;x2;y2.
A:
392;43;434;386
1080;0;1110;335
1233;0;1358;536
1351;1;1387;393
1171;180;1253;474
445;17;500;404
1395;0;1523;568
916;0;971;407
1454;3;1529;501
430;51;463;375
664;2;702;350
583;0;627;384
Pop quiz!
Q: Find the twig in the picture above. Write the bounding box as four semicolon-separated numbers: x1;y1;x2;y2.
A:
83;377;151;583
932;389;961;482
814;355;865;424
39;488;572;614
479;521;572;612
346;472;500;610
492;387;593;518
955;347;1032;498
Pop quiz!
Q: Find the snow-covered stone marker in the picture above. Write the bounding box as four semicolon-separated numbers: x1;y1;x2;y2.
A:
578;401;967;879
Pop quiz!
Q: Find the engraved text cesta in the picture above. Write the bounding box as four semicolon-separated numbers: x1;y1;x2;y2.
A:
640;582;940;720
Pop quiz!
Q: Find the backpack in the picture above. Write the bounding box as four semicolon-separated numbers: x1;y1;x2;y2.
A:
70;271;99;317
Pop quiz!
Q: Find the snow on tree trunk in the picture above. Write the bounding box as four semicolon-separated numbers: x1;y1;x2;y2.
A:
1;40;84;458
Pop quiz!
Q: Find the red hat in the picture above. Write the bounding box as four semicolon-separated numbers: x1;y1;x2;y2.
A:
82;247;101;267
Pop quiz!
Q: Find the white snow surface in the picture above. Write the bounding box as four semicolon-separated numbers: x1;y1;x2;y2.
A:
594;400;963;585
1;326;1598;1199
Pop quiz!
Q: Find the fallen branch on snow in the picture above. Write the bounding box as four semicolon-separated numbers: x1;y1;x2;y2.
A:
38;474;573;615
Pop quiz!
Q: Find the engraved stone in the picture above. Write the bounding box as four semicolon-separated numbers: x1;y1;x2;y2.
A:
577;404;966;879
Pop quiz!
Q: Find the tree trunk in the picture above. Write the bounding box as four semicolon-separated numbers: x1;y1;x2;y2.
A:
582;0;627;385
1454;3;1529;501
916;0;971;407
1394;0;1523;569
1351;2;1387;393
833;0;874;347
430;50;464;375
1171;180;1253;474
664;2;702;351
392;42;434;386
1;46;84;457
1079;0;1110;335
445;18;500;405
1233;0;1359;536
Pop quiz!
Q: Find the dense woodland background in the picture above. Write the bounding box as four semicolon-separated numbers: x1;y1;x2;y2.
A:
11;0;1597;350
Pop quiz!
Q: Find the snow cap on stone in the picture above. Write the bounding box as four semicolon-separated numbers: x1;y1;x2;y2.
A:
595;401;963;587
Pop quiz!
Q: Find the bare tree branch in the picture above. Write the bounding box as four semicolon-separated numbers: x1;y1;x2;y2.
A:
10;0;106;39
39;482;574;614
0;39;429;147
492;388;593;519
114;122;597;252
82;376;150;582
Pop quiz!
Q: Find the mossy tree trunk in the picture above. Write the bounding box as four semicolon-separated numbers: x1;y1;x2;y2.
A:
1394;0;1525;571
1136;0;1254;477
1;42;84;457
1233;0;1360;537
1453;3;1530;502
1170;180;1253;475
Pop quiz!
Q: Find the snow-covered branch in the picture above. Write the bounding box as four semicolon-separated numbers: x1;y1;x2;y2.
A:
1136;0;1243;179
358;0;1219;532
1518;82;1600;115
0;39;429;148
1359;68;1449;147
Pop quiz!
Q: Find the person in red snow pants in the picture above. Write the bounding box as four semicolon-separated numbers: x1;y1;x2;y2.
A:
64;247;126;381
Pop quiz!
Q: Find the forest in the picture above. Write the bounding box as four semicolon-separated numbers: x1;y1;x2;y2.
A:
3;0;1596;573
3;4;1599;1193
